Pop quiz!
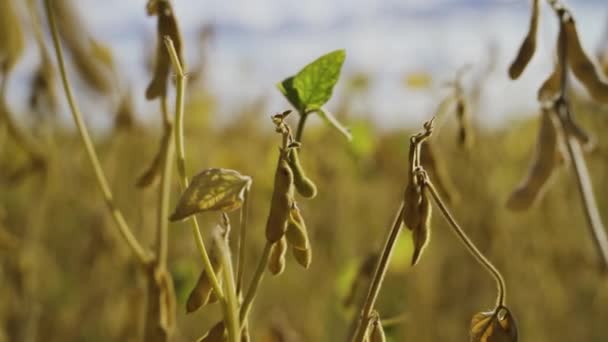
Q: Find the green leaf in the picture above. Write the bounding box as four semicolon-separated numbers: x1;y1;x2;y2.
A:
293;49;346;111
170;168;252;221
276;76;302;111
317;108;352;141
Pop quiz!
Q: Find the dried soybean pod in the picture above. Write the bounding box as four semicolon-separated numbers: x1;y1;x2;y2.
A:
198;321;226;342
285;205;310;250
268;237;288;275
53;0;115;93
146;0;183;100
368;318;386;342
564;17;608;103
292;246;312;269
411;186;432;266
287;148;317;198
0;0;25;73
508;0;540;79
455;97;474;149
538;22;566;103
507;110;561;211
265;156;295;243
402;179;422;231
186;256;223;313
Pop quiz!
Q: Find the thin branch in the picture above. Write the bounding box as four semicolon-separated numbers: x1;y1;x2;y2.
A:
350;203;404;342
424;177;506;307
214;230;241;342
163;36;225;298
44;0;152;266
239;241;272;324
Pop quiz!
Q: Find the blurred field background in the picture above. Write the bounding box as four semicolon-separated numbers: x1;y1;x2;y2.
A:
2;0;608;341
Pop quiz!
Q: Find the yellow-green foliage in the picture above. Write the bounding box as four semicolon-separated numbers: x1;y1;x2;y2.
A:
2;87;608;341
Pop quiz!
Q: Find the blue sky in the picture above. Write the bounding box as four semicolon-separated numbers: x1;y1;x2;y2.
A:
10;0;608;129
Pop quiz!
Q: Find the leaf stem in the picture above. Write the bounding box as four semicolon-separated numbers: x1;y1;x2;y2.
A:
239;241;272;324
236;188;250;293
423;178;506;307
164;37;224;299
350;203;405;342
44;0;152;266
295;111;309;142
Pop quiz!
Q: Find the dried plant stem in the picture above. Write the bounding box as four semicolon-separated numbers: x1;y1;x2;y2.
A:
164;37;225;298
555;105;608;271
239;241;272;324
424;179;506;307
236;188;250;293
350;202;405;342
44;0;152;266
214;232;241;342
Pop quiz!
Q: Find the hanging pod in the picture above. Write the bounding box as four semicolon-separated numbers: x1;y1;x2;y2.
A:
265;155;295;243
563;16;608;103
268;237;288;275
287;148;318;199
146;0;183;100
507;110;564;211
508;0;541;79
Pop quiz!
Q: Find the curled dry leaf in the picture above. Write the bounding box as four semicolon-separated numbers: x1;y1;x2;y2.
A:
198;321;226;342
564;17;608;103
265;156;295;243
146;0;183;100
170;168;251;221
508;0;540;79
507;110;564;211
268;237;288;275
470;306;518;342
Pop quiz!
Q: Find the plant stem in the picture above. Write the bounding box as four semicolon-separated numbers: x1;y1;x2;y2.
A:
295;111;309;142
44;0;152;266
214;231;241;342
380;313;408;328
350;203;405;342
424;179;506;307
156;112;174;267
561;123;608;271
236;188;250;293
163;37;225;299
239;241;272;324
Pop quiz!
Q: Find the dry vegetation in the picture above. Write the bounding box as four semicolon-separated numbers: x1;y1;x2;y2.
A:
2;0;608;341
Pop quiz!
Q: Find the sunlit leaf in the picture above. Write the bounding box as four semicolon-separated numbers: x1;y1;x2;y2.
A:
470;306;518;342
170;168;252;221
316;108;352;141
278;49;346;113
276;76;302;112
